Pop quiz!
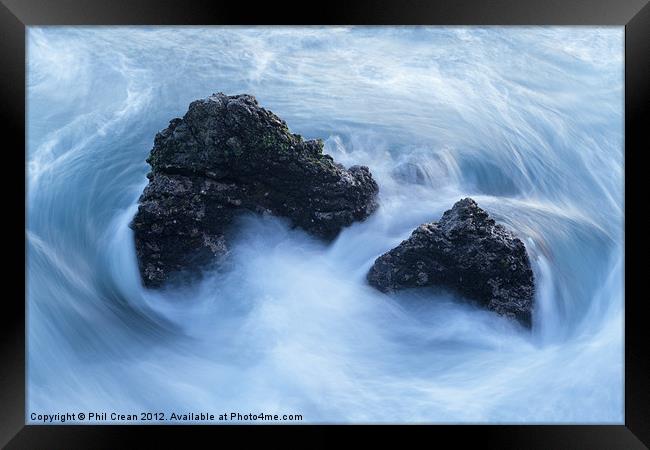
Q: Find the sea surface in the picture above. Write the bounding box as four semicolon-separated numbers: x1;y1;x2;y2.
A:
27;26;624;423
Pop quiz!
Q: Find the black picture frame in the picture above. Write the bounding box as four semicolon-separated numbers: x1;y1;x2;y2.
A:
2;0;648;447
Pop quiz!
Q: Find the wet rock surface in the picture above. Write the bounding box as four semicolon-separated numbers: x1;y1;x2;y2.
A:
367;198;535;327
131;93;379;287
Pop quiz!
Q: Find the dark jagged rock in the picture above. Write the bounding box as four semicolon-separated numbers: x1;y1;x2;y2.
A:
367;198;535;327
131;93;379;288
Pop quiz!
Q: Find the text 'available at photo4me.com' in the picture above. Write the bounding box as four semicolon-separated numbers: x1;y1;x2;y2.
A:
30;411;304;424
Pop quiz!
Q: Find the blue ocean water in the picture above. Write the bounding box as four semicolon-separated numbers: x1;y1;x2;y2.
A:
26;26;624;423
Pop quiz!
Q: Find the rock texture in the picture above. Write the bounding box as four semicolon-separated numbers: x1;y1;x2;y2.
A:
367;198;535;326
131;93;379;287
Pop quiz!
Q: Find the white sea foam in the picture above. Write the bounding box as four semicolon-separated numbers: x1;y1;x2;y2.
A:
26;26;623;423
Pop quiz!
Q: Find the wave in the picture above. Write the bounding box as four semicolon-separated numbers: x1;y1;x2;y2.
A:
26;26;623;423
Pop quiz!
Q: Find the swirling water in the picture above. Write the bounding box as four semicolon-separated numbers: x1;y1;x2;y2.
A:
26;27;624;423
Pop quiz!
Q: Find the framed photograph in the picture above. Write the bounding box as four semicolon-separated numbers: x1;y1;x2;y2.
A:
2;0;648;447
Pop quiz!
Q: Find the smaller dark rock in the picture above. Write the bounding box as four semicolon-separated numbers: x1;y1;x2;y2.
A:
367;198;535;327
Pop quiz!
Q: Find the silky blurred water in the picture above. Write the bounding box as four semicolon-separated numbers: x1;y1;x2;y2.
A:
26;26;624;423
